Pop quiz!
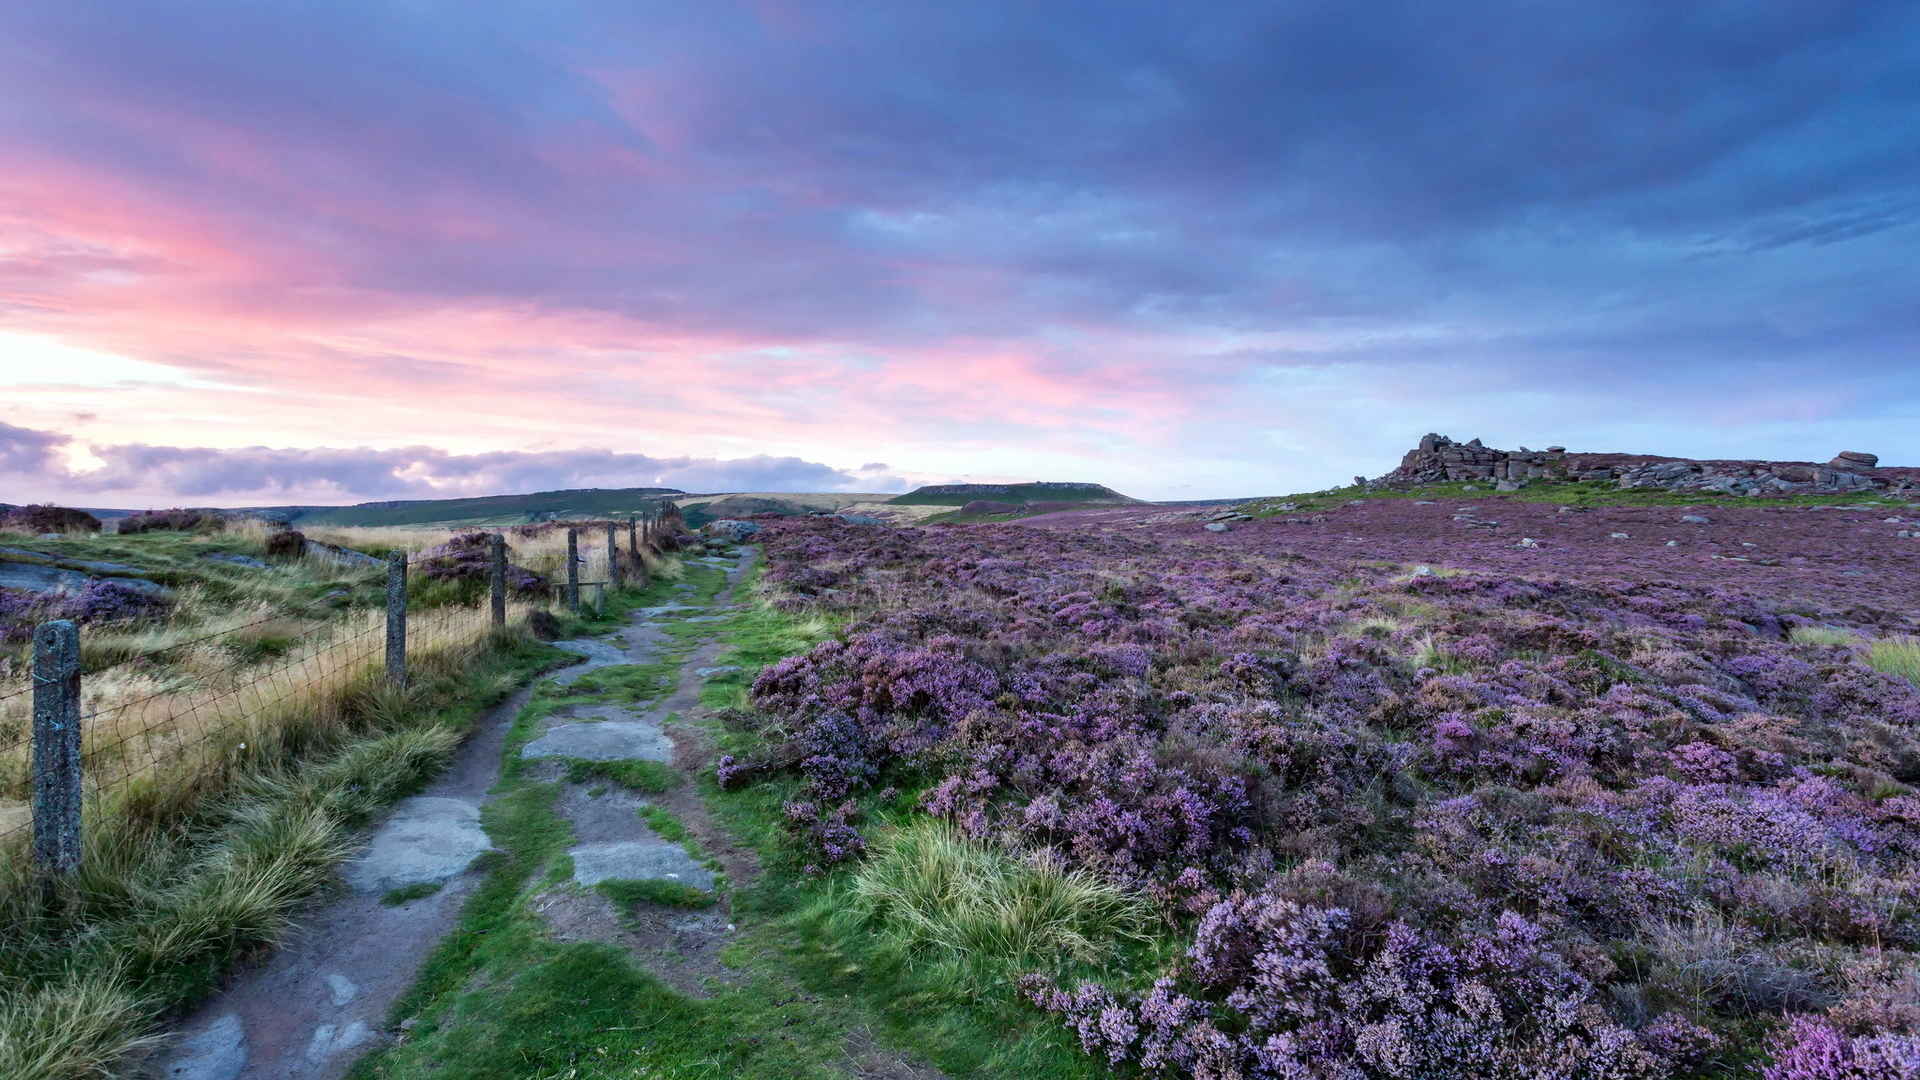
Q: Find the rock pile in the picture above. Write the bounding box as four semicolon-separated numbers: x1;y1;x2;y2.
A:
1375;434;1917;497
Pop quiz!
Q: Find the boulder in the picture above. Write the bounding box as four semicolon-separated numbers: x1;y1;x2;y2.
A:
1829;451;1879;470
703;519;762;541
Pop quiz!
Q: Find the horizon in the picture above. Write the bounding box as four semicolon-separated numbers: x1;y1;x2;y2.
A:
4;2;1918;504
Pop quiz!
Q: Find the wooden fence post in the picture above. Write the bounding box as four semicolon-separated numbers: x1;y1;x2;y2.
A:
32;619;82;879
489;533;507;629
385;551;407;686
566;528;581;612
606;523;620;587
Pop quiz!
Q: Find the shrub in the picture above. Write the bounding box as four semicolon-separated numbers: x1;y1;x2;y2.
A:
0;505;100;534
115;509;224;534
264;529;307;560
415;532;549;602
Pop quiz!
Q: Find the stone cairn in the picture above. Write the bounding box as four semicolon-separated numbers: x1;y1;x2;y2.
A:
1371;434;1913;497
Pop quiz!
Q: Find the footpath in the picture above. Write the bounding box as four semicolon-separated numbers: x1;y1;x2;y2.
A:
152;548;759;1080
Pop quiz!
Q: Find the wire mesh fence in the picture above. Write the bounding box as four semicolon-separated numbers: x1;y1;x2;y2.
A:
0;515;680;861
0;563;539;848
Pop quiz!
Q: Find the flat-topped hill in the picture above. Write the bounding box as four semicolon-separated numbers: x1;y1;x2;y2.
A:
888;481;1136;507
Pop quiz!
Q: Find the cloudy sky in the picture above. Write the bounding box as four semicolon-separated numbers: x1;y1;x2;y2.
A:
3;1;1916;505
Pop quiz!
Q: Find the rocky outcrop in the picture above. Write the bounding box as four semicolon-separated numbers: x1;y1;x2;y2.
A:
1375;434;1918;497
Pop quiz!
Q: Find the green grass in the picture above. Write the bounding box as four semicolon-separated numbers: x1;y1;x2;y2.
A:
1867;636;1920;687
0;629;568;1080
382;881;446;907
1788;625;1859;647
596;877;715;910
840;819;1153;975
1244;478;1903;516
563;758;680;793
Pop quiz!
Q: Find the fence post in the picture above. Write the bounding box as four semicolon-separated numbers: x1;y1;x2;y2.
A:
385;551;407;686
32;619;82;880
566;528;581;612
489;533;507;629
606;523;620;587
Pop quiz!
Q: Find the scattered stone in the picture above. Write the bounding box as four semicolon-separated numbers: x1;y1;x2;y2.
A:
570;840;715;891
341;797;493;895
833;513;885;526
523;721;673;763
1514;537;1540;549
1495;479;1525;492
1665;540;1680;547
1411;565;1435;577
1680;514;1711;524
324;973;359;1007
163;1013;247;1080
1203;522;1229;532
695;665;743;679
304;1021;373;1064
704;519;762;541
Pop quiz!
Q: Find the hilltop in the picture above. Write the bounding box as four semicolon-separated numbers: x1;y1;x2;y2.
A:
888;480;1137;508
250;486;686;527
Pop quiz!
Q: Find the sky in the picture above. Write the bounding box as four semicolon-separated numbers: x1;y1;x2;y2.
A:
2;0;1917;506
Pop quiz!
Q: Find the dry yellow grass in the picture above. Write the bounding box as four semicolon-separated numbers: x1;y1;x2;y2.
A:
0;598;537;834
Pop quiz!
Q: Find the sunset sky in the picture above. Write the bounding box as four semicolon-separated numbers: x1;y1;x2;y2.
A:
3;1;1917;505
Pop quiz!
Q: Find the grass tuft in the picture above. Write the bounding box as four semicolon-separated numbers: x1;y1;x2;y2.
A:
382;882;445;907
840;819;1151;974
1866;636;1920;687
562;757;680;793
1788;625;1858;647
596;878;714;910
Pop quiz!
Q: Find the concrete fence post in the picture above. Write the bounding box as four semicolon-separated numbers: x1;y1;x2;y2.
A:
606;523;620;587
566;528;581;612
489;533;507;629
32;619;82;879
385;551;407;686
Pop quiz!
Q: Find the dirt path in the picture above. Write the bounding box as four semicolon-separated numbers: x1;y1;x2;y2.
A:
147;552;754;1080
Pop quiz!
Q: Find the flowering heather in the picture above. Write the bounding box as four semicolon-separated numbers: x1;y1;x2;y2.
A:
415;531;549;597
0;581;166;642
726;499;1920;1078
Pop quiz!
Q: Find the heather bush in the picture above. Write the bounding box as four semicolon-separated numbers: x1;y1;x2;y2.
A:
411;532;549;605
0;505;100;534
114;508;225;534
720;507;1920;1078
263;529;307;560
0;581;166;642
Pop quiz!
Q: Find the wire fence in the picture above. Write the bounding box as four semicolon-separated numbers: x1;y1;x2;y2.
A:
0;564;511;849
0;514;686;864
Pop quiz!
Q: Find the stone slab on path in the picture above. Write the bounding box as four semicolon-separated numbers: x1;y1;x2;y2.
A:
0;560;90;593
340;797;492;895
550;638;630;686
570;839;714;891
163;1013;248;1080
523;720;673;763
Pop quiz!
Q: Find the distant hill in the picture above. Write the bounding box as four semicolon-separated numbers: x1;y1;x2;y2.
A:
281;487;685;527
888;482;1137;507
